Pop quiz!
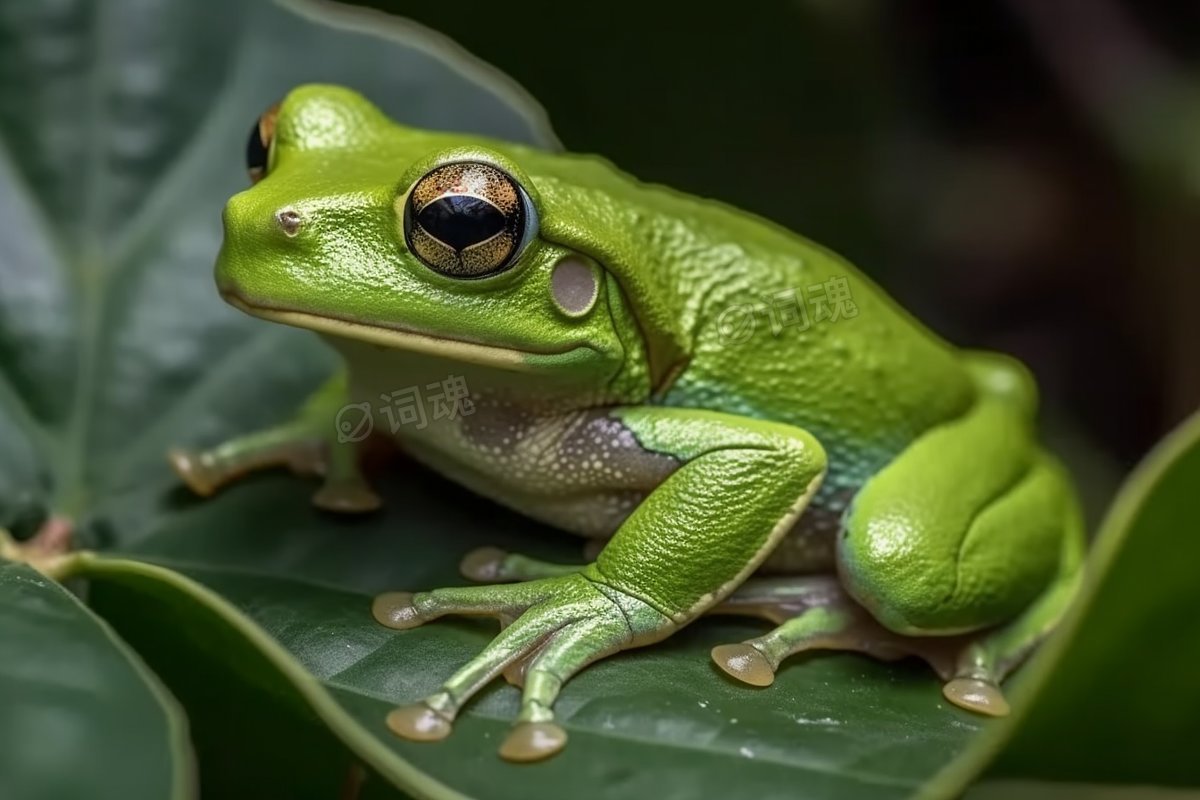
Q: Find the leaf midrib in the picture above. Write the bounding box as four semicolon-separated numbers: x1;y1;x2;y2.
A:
57;0;119;517
47;7;256;519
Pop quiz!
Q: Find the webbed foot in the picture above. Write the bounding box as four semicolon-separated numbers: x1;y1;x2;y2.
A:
372;571;673;762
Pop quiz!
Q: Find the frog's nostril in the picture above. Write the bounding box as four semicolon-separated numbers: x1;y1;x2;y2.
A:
275;207;303;237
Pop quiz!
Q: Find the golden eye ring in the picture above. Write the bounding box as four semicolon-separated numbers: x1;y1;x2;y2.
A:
402;161;537;279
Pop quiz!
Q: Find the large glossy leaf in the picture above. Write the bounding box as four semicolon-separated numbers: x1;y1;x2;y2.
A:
77;467;984;800
0;0;553;542
0;561;192;800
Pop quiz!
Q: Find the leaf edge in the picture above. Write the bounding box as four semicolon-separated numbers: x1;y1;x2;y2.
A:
920;407;1200;799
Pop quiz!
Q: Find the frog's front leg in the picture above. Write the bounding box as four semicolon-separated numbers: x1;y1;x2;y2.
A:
373;407;826;762
168;370;381;512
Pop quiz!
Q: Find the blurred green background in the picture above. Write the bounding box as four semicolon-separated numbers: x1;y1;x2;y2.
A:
365;0;1200;499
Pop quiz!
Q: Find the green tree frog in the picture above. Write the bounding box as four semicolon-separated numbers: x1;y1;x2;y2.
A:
171;85;1084;763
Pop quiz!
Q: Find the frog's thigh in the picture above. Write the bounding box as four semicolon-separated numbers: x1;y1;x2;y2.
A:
838;398;1073;636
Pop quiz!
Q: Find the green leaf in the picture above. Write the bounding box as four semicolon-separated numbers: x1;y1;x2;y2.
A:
72;467;985;800
967;781;1200;800
0;561;192;800
0;0;554;540
81;554;419;800
0;0;550;794
996;409;1200;785
927;409;1200;797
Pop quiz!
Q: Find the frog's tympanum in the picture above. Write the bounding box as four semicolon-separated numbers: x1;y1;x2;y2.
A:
172;85;1084;763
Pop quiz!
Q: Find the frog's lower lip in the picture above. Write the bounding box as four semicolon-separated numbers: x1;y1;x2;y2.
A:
222;292;591;370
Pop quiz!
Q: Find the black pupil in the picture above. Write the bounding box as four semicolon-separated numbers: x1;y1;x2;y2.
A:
245;120;268;173
416;195;509;250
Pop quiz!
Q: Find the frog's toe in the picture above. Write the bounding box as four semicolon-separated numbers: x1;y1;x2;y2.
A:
459;547;510;581
711;643;777;687
372;592;424;630
372;579;554;632
312;480;382;513
458;547;583;583
168;448;219;496
386;703;454;741
943;677;1011;717
499;721;568;763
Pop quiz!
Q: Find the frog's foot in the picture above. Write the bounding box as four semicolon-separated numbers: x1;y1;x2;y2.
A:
0;517;75;579
712;600;1015;715
311;479;382;514
942;673;1010;717
710;576;962;688
372;573;672;762
709;578;1021;715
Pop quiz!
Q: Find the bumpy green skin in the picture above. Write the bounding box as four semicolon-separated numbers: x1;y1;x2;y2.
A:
195;84;1085;761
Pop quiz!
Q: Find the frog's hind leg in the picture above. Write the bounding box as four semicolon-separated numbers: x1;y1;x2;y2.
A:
709;576;962;688
834;353;1086;716
168;370;381;512
717;355;1087;714
710;495;1082;713
941;495;1084;716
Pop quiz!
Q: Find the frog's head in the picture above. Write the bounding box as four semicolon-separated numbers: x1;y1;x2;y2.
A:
216;84;665;392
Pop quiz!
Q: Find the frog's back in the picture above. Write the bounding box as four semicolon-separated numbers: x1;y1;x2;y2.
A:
514;145;976;468
505;147;979;566
380;125;976;524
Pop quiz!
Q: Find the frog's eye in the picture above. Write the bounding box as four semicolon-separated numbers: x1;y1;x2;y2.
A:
402;161;537;279
245;103;280;184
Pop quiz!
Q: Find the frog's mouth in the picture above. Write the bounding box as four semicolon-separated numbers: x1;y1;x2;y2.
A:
222;292;593;371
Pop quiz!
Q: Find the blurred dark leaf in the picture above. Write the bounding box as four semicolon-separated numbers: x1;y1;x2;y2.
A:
929;409;1200;795
0;561;192;800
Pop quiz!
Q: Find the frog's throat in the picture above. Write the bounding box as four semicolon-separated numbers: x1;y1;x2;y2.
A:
222;293;592;371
